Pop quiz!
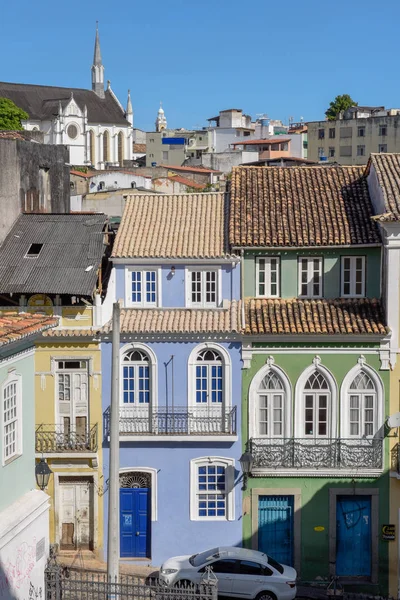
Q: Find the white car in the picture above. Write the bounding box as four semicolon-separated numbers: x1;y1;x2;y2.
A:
159;546;297;600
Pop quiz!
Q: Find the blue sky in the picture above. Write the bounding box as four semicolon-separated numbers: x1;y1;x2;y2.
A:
1;0;399;131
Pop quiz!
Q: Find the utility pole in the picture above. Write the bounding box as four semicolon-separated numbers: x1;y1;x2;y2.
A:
107;302;120;586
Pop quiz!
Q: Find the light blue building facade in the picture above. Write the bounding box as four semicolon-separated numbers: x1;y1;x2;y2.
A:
101;193;244;565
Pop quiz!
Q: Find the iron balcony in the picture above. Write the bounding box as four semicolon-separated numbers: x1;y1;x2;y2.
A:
35;423;98;453
249;437;383;471
103;405;237;437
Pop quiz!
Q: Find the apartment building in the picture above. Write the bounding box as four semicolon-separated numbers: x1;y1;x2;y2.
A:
308;106;400;165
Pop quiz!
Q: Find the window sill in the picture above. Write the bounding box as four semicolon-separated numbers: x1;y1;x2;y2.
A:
3;452;22;467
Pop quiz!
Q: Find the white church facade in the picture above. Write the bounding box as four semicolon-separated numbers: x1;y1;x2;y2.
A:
0;26;133;170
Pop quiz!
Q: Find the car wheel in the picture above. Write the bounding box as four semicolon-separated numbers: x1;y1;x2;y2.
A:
256;591;277;600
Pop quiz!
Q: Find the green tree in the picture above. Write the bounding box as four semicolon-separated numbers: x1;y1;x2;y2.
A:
0;97;29;130
325;94;357;121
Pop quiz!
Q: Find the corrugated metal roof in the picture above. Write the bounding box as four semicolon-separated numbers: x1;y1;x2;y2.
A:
0;214;107;296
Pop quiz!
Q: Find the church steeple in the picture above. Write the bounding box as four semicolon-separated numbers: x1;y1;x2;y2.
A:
91;22;105;99
126;90;133;126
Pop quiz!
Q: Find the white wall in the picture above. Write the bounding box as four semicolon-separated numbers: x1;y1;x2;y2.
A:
70;194;83;211
89;172;151;193
0;490;50;600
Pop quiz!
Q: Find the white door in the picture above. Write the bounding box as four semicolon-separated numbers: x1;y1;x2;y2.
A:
56;361;88;449
59;478;93;550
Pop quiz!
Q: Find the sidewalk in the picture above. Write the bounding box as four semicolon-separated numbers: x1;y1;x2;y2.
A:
58;552;159;578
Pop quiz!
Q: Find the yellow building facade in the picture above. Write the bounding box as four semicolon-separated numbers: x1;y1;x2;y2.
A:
35;336;104;558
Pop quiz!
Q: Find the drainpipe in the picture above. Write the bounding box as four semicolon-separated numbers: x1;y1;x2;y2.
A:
240;249;245;330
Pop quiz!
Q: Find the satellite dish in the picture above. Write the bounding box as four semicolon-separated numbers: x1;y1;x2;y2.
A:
387;413;400;428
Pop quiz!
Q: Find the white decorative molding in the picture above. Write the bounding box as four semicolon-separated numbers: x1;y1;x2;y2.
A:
189;456;235;522
312;355;321;367
248;362;292;439
187;342;231;409
119;467;158;521
40;374;46;391
379;336;391;370
266;356;275;368
241;343;252;369
357;355;366;367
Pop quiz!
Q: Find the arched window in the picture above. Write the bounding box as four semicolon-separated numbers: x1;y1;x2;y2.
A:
303;370;330;437
118;131;124;165
89;130;95;166
122;349;149;404
258;371;285;437
103;130;110;162
348;371;376;437
195;349;223;405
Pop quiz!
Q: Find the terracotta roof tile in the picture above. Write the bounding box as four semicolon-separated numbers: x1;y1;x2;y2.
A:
0;131;26;140
369;153;400;217
106;303;240;334
160;164;221;174
133;143;146;153
229;166;381;247
167;175;206;190
0;311;58;346
244;298;387;336
112;193;229;258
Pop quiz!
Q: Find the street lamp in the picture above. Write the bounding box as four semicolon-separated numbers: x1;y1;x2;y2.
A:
239;451;254;491
35;458;53;491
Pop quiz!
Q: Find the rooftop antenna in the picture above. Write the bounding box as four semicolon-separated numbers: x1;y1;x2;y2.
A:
288;116;294;127
300;116;304;123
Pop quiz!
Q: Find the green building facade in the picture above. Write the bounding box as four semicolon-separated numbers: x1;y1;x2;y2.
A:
230;165;392;594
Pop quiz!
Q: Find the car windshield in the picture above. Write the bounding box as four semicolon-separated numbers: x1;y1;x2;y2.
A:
190;548;220;567
267;556;284;574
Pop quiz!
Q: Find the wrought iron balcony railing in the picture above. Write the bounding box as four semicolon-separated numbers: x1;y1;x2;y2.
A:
103;405;237;437
35;424;98;453
249;437;383;470
391;443;400;473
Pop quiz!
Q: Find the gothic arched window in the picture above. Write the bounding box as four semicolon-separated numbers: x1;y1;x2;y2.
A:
118;131;124;165
348;371;376;437
303;370;330;437
103;130;110;163
257;371;285;437
89;130;95;166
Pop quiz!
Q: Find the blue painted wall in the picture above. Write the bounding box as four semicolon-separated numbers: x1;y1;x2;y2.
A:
114;262;240;308
101;340;243;565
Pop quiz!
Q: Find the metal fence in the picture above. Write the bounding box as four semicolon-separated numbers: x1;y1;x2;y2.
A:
45;563;218;600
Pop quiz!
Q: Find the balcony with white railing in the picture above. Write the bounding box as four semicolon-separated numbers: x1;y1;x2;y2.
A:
103;405;237;441
249;437;383;476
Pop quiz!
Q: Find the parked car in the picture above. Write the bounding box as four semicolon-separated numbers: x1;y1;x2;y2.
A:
159;546;297;600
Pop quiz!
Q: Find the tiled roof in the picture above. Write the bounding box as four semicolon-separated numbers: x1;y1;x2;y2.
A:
369;153;400;218
244;298;387;336
0;311;58;347
160;164;221;174
229;166;381;247
112;193;229;258
70;169;95;178
105;303;240;334
0;130;26;140
167;175;206;190
133;143;146;153
232;138;291;146
0;82;130;126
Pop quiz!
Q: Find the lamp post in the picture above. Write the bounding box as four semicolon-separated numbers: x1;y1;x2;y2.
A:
239;451;254;491
35;458;53;491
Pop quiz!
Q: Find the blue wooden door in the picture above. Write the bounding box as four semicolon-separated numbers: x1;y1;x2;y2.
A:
336;496;371;576
120;488;150;558
258;495;294;566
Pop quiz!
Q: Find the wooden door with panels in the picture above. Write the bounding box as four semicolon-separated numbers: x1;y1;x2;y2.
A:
59;477;94;550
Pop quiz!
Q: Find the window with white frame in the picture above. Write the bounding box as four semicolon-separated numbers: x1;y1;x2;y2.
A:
128;269;158;307
348;371;376;437
190;457;235;521
122;350;150;404
187;269;218;307
2;376;21;463
303;371;330;437
256;257;280;297
257;371;285;437
298;257;322;297
195;349;223;405
341;256;365;297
